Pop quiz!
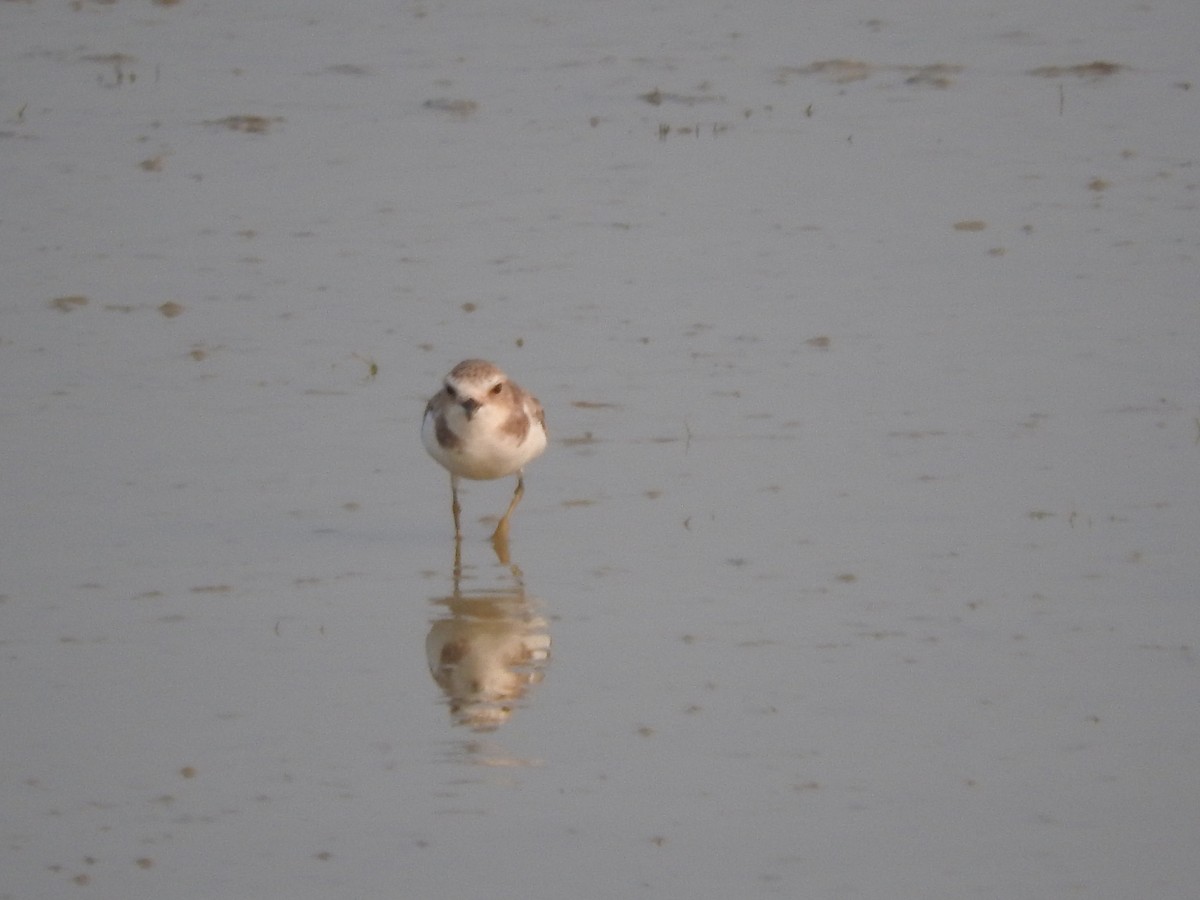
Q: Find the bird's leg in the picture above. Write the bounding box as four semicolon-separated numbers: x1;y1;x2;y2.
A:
492;472;525;541
491;524;511;565
450;474;462;538
452;531;464;585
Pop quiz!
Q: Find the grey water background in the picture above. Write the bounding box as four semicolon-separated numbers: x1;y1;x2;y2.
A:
2;1;1197;897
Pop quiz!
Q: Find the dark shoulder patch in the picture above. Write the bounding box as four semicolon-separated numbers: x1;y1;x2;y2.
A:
435;412;461;450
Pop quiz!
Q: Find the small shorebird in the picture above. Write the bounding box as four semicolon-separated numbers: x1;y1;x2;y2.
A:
422;359;547;540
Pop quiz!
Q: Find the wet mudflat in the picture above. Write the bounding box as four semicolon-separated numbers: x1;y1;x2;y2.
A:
1;1;1198;898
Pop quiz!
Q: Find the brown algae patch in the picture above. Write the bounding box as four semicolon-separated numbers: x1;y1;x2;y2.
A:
205;115;284;134
48;295;89;312
422;98;479;118
1028;61;1123;79
777;60;962;87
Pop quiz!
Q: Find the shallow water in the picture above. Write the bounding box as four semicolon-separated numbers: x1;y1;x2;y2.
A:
2;1;1198;898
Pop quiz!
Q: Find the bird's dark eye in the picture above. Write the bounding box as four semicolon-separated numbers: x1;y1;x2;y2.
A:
490;382;504;395
444;384;455;397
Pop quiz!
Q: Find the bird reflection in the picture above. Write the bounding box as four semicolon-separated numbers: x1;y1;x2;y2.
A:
426;535;550;732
